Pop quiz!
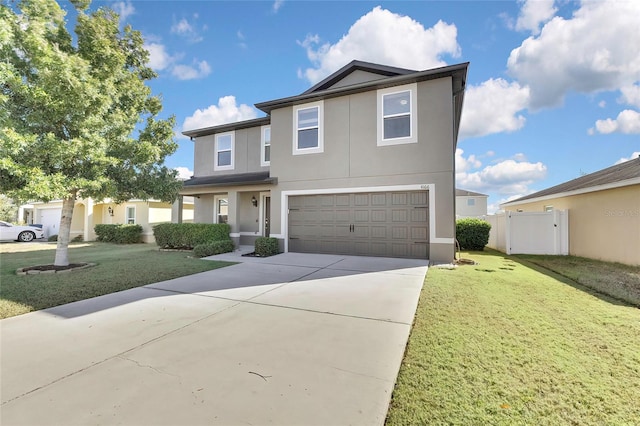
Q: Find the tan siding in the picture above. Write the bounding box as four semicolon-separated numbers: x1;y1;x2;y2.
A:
504;185;640;265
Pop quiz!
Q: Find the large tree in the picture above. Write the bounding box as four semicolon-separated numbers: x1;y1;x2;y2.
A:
0;0;182;265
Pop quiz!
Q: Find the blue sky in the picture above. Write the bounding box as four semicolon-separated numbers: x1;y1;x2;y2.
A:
93;0;638;212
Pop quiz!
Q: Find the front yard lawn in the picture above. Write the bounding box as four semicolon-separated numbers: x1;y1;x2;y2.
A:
386;250;640;425
0;242;233;319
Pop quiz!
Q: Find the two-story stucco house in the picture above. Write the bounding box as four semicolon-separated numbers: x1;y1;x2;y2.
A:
180;61;468;263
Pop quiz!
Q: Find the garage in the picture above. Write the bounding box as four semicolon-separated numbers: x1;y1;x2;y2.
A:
38;208;62;239
288;191;429;259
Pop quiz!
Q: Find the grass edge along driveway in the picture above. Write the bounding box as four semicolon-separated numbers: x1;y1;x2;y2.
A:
0;242;233;319
386;250;640;426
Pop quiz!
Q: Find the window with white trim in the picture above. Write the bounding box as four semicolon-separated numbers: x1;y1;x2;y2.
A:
293;101;323;155
261;126;271;166
215;132;234;170
125;206;136;224
467;198;475;206
377;83;417;146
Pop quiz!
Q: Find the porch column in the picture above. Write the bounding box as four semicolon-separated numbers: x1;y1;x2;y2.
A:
172;196;183;224
84;198;94;242
227;190;241;248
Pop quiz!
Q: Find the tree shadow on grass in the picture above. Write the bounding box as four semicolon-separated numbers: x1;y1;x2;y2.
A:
506;255;638;308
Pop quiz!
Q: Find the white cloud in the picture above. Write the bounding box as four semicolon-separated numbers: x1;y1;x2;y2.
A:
171;16;204;43
620;84;640;108
171;60;211;81
598;100;607;108
111;1;135;23
512;153;528;162
507;0;640;109
615;151;640;164
591;109;640;135
273;0;284;13
182;96;259;132
144;42;175;71
459;78;530;139
515;0;557;35
455;148;481;173
298;6;460;84
174;167;193;180
456;150;547;196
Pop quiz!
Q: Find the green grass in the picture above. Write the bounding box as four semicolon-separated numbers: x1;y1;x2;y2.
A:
0;242;233;319
515;254;640;306
386;250;640;425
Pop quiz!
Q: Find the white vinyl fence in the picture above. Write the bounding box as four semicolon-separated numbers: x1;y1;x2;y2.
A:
486;210;569;255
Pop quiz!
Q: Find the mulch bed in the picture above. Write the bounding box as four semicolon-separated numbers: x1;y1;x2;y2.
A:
16;263;95;275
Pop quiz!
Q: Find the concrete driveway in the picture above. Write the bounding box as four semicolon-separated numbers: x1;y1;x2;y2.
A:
0;251;427;426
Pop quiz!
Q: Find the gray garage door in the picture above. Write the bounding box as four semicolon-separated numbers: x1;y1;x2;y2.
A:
288;191;429;259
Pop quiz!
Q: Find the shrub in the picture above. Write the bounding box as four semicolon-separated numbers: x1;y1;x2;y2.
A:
48;234;58;242
192;240;235;258
94;224;143;244
71;235;83;243
456;218;491;251
255;237;279;257
153;223;231;249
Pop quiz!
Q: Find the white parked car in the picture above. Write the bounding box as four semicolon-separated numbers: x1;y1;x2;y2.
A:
0;221;45;242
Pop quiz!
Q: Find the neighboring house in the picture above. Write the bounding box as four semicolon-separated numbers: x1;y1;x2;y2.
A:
180;61;468;263
501;158;640;266
19;197;194;243
456;189;488;219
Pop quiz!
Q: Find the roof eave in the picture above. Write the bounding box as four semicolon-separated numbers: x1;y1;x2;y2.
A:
182;116;271;139
501;177;640;208
255;62;469;114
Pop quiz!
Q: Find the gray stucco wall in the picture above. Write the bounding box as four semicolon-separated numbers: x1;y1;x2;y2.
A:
193;126;268;177
268;77;456;262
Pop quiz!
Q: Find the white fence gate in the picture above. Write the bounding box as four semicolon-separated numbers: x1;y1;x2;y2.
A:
486;210;569;255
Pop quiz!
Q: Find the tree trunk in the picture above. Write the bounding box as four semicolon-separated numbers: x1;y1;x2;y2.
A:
54;192;76;266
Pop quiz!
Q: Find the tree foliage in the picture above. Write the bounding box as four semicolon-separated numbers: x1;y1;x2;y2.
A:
0;0;182;264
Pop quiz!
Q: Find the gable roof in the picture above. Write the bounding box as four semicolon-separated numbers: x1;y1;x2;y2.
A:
456;189;488;197
182;61;469;141
502;158;640;207
302;60;417;94
255;62;468;114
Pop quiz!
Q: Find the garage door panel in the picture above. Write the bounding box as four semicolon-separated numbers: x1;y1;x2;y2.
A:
392;227;408;239
354;210;369;222
336;195;350;206
411;208;428;222
392;210;408;222
335;210;350;222
411;227;428;240
289;191;429;259
392;193;408;205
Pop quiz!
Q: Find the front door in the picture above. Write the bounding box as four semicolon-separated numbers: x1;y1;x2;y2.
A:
264;196;271;236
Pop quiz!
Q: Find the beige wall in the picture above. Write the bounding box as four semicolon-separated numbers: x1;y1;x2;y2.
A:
503;185;640;265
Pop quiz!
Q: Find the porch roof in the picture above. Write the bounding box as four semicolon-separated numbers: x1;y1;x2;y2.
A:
181;171;277;188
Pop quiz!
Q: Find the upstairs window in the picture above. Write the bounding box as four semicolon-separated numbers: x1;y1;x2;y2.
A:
261;126;271;166
377;83;417;146
467;198;476;206
293;101;324;155
215;132;234;170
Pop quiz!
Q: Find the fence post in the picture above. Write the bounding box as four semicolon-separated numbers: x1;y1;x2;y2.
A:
505;212;512;255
